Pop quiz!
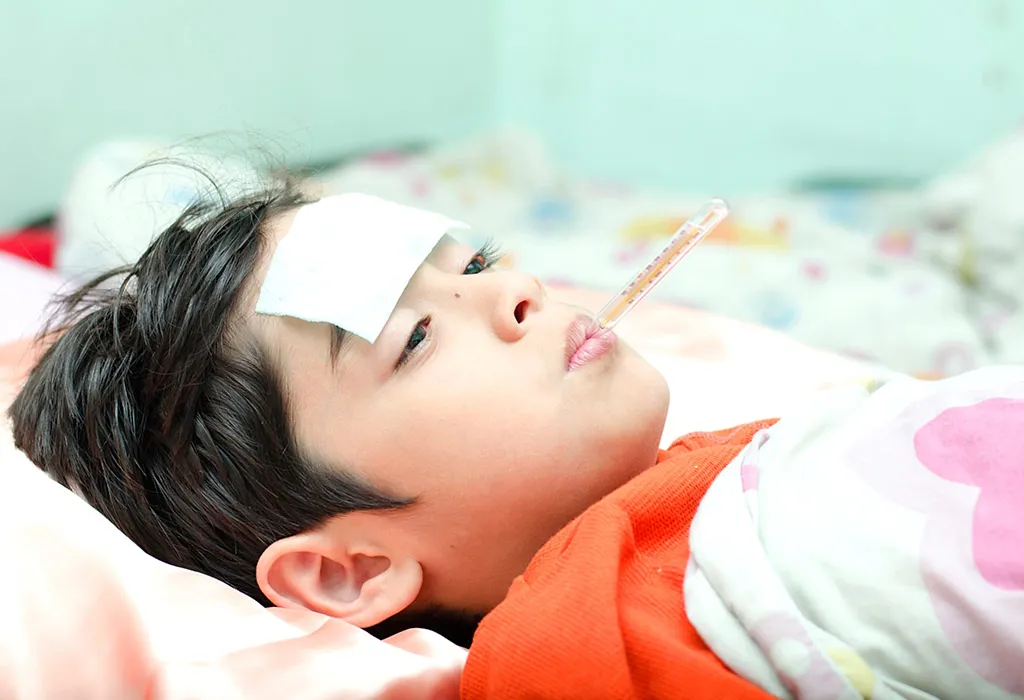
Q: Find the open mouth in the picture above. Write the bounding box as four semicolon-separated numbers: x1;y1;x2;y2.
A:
565;316;618;371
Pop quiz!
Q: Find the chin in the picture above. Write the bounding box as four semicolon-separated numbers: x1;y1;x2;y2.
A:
627;350;671;427
580;348;671;488
625;357;670;464
653;371;671;431
604;387;668;477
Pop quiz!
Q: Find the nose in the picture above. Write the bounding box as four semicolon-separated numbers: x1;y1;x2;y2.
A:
491;271;546;342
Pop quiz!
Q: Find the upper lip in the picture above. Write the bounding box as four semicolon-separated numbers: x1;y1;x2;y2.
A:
564;314;597;369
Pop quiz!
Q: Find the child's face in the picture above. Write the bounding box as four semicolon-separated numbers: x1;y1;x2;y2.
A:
250;209;669;613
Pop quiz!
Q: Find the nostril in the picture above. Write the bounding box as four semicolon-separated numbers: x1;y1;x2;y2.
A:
514;300;528;324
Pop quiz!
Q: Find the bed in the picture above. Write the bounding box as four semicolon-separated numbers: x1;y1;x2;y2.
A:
1;248;872;697
8;125;1020;695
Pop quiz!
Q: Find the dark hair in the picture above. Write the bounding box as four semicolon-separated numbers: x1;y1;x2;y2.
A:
8;175;412;605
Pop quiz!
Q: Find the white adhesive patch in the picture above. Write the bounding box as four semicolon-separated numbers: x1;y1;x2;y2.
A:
256;193;466;342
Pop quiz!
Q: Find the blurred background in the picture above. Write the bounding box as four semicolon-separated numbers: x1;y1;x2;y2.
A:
2;0;1023;377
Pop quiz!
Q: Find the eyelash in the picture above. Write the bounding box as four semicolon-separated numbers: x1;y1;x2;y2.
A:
394;241;505;370
464;239;504;274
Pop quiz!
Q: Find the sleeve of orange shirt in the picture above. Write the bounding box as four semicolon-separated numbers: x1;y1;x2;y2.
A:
461;419;778;700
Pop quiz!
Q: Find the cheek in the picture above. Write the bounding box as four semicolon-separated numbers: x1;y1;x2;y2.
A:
408;357;557;435
346;387;543;496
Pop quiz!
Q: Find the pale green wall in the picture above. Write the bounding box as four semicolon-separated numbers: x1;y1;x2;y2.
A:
3;0;1023;227
0;0;497;227
495;0;1024;194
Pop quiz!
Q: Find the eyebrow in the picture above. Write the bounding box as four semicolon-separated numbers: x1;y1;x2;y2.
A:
329;324;353;367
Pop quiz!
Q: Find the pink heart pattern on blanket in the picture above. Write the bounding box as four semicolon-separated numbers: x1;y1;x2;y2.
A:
914;398;1024;591
849;382;1024;695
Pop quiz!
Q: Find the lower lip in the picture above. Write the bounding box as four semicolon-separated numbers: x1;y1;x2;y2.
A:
568;328;617;371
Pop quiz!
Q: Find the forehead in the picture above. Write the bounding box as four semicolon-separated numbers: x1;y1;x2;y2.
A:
251;194;466;344
247;208;471;311
244;203;476;396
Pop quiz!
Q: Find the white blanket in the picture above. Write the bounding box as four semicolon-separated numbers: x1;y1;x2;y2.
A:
687;368;1024;699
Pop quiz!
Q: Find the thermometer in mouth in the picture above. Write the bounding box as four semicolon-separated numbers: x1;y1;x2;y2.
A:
595;198;729;332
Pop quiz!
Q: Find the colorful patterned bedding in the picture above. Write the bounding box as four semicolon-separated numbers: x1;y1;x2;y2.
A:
311;130;1023;379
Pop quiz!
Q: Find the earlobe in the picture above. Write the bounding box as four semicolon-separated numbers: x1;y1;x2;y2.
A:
256;530;423;629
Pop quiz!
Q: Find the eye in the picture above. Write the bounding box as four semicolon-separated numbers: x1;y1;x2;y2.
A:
463;255;488;275
396;316;430;370
463;240;504;275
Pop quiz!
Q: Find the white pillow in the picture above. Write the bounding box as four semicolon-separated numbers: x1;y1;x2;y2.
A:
58;141;263;281
0;373;466;700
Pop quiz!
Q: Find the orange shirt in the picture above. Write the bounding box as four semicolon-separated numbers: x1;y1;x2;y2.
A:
461;420;778;700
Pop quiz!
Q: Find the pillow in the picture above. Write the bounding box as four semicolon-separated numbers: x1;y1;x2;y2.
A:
0;363;466;699
58;141;266;281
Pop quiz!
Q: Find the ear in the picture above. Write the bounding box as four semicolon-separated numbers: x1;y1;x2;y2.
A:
255;527;422;629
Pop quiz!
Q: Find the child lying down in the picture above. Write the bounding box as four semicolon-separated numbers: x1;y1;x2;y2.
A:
8;181;1023;699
